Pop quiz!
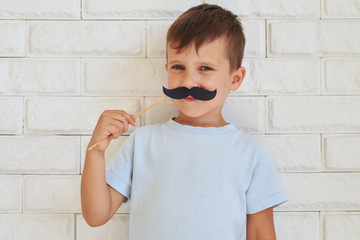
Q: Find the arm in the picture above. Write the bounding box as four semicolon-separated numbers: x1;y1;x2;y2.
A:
81;149;126;227
246;207;276;240
81;110;136;227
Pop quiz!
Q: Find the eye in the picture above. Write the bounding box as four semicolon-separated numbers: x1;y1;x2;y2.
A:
171;65;184;70
200;66;213;71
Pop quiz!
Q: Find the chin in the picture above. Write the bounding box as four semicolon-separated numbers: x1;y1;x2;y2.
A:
171;98;221;119
172;102;207;118
180;111;205;119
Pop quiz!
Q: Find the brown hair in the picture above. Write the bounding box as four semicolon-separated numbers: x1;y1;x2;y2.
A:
166;4;246;73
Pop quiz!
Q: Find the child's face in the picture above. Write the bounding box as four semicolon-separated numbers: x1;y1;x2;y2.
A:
165;37;245;122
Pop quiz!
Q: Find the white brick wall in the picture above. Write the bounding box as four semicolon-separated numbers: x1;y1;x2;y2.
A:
0;21;25;57
268;21;360;57
0;0;359;238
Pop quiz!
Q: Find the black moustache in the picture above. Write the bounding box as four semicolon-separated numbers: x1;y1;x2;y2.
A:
162;86;217;101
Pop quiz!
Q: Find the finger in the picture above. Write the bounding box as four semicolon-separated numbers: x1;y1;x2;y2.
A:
118;117;129;133
111;111;136;126
108;121;126;139
129;114;137;126
107;114;128;131
108;118;128;135
111;131;121;139
107;123;124;137
126;113;137;126
120;112;137;126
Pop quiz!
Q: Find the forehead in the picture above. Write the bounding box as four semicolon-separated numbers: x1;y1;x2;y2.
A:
167;37;228;62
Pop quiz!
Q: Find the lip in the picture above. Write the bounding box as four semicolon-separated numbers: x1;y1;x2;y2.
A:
184;97;197;102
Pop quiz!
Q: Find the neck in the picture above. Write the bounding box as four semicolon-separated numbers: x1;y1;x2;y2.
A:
173;112;229;127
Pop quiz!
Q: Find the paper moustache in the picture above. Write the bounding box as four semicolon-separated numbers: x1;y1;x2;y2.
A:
162;86;217;101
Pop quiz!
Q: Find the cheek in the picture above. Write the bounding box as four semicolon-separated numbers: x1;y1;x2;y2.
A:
167;74;177;88
167;70;183;83
200;76;218;90
214;89;228;103
202;76;227;92
213;81;232;100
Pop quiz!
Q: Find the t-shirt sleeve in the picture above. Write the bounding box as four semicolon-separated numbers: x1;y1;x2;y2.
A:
246;142;288;214
105;130;137;203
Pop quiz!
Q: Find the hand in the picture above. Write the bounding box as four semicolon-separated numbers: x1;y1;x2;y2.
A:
88;110;137;153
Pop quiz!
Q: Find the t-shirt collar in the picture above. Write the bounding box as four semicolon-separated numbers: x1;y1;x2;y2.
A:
164;118;238;135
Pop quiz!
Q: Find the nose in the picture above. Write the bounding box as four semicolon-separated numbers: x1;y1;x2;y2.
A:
181;70;198;89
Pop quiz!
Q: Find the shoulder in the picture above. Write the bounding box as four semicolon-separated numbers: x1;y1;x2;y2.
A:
228;126;271;168
231;125;265;150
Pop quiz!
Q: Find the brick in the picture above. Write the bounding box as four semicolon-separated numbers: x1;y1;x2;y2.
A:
255;134;321;172
222;97;266;133
24;97;142;134
242;20;266;57
0;97;23;134
237;58;320;95
268;21;319;57
320;21;360;56
147;21;172;58
278;173;360;211
0;59;80;95
76;214;129;239
0;215;12;239
206;0;319;18
144;97;179;126
323;59;360;94
0;136;79;174
0;21;25;57
24;175;81;213
0;0;80;19
274;212;319;240
322;0;360;18
267;96;360;133
322;213;360;240
268;21;360;57
0;214;74;240
82;0;201;19
83;59;166;96
0;175;22;213
27;21;145;57
147;20;265;58
323;134;360;171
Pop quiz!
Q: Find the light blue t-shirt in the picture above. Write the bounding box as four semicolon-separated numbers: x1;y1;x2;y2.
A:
105;118;288;240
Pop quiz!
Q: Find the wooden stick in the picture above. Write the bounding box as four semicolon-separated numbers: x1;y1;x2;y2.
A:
87;95;166;151
133;95;166;119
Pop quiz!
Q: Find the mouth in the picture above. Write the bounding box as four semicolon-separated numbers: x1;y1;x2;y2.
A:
184;96;198;102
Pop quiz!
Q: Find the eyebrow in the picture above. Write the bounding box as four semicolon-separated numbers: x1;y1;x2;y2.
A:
168;60;219;67
167;60;180;65
198;61;219;67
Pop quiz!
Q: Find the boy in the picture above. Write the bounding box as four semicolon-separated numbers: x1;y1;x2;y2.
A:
81;4;288;240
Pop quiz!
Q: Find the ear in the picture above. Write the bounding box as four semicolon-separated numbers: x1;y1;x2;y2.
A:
165;63;168;72
230;67;246;91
